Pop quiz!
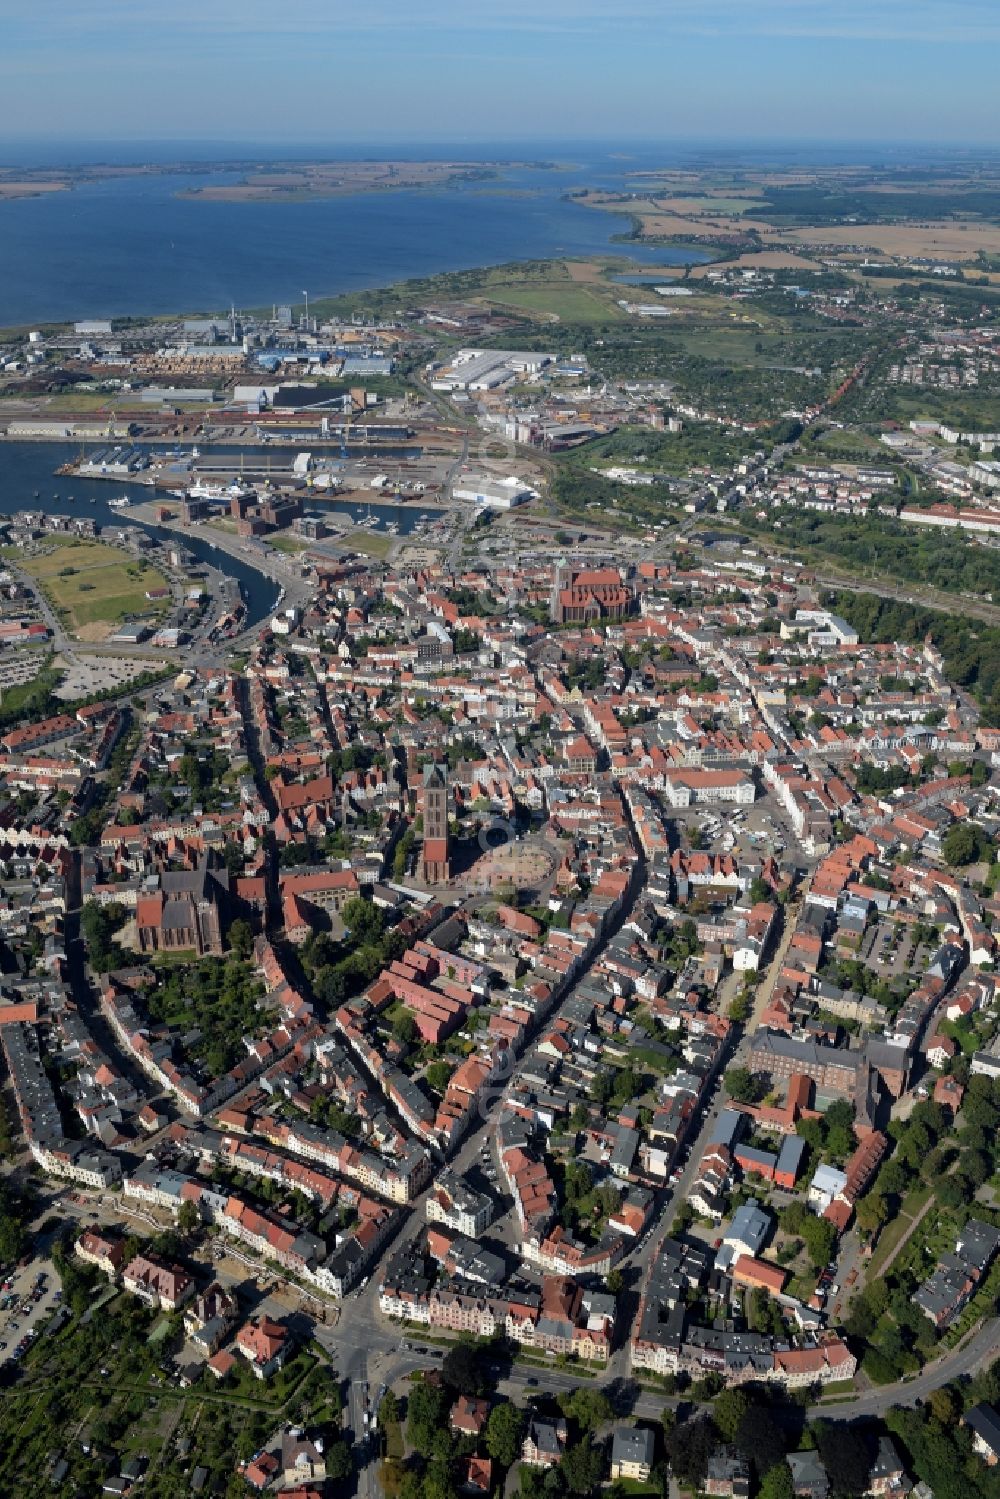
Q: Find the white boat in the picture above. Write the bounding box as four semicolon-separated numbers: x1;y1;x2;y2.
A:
108;495;132;510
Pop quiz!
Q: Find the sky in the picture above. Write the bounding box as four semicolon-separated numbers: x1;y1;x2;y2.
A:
0;0;997;148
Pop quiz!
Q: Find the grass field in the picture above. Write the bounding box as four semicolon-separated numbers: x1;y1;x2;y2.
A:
811;427;884;456
485;278;624;323
345;529;394;559
15;537;170;634
268;534;309;554
867;1183;933;1277
656;194;768;215
32;391;118;412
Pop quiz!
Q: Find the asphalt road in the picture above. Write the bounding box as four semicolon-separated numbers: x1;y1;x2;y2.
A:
368;1312;1000;1428
812;1318;1000;1420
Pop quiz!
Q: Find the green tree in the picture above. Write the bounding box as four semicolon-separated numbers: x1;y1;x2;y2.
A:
801;1214;836;1271
562;1437;604;1496
326;1440;353;1482
485;1402;524;1468
392;1010;417;1046
228;917;253;960
927;1387;960;1425
665;1416;716;1489
725;1066;764;1104
712;1389;750;1443
380;1390;400;1427
440;1340;484;1397
759;1462;794;1499
0;1206;25;1265
590;1070;614;1106
425;1061;453;1096
943;822;980;867
341;895;386;945
814;1420;872;1497
407;1378;448;1457
558;1388;612;1434
855;1194;888;1234
937;1176;966;1210
80;899;128;972
423;1460;457;1499
177;1199;200;1237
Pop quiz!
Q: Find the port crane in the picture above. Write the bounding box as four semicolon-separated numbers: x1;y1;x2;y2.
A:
339;393;352;466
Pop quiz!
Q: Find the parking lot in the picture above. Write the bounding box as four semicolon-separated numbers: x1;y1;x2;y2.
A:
0;1255;61;1367
674;798;802;863
53;652;166;700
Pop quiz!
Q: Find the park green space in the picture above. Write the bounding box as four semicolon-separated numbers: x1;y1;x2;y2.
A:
8;537;170;634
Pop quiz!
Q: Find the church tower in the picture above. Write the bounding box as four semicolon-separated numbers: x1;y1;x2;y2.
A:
550;557;572;623
421;762;450;884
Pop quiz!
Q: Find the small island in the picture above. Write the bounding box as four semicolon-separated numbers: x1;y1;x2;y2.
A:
174;159;541;202
0;158;553;207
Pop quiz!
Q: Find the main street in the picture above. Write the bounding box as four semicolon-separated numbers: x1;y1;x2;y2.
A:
326;1301;1000;1448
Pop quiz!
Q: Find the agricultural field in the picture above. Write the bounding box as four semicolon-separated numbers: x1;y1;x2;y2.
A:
10;538;171;638
788;220;1000;261
654;194;769;216
688;248;818;275
573;163;1000;283
576;190;765;245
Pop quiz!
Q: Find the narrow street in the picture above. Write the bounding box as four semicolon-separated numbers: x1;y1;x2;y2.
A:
63;852;164;1108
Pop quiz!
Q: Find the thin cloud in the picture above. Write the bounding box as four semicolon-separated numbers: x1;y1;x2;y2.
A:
8;0;1000;44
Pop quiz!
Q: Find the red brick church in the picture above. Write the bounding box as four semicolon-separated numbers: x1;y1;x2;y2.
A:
549;559;635;624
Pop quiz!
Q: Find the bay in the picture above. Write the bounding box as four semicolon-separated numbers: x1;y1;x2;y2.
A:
0;147;713;326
